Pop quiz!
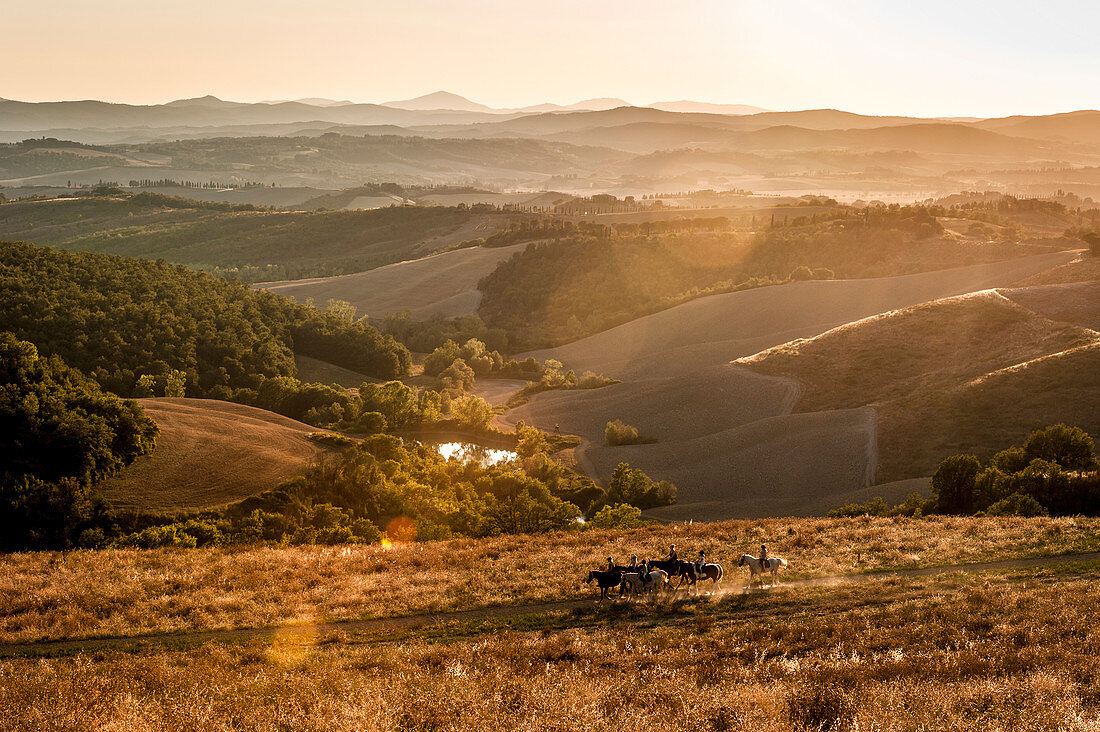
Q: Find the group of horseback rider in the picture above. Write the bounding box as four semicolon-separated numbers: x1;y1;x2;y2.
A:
603;542;767;587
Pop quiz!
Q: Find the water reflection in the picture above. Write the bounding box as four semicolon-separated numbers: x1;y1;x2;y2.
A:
434;441;516;467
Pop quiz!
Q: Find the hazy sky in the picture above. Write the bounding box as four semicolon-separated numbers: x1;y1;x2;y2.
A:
3;0;1097;117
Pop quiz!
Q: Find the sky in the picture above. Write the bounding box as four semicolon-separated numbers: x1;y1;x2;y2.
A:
3;0;1097;117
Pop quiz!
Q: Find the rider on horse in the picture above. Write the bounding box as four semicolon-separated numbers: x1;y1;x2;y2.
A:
695;550;705;575
667;544;678;562
606;556;614;572
759;544;768;570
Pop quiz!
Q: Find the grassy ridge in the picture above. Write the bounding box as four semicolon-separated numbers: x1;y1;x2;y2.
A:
737;291;1100;481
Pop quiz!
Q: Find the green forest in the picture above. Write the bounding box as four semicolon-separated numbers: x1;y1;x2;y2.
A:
0;241;410;401
0;333;158;550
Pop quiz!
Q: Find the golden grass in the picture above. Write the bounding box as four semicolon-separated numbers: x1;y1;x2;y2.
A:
99;398;330;512
1;565;1097;730
0;515;1096;645
736;290;1100;481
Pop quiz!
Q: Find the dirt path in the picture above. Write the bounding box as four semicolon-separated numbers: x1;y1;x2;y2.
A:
2;551;1096;658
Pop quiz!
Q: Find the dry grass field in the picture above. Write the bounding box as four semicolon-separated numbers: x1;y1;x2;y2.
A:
99;398;331;512
736;290;1100;481
507;250;1077;518
0;515;1096;645
0;558;1097;730
257;241;528;320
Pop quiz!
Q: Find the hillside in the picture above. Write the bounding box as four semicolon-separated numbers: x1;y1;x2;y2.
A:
259;241;530;320
0;241;410;401
98;398;330;511
504;250;1076;519
0;193;491;282
735;290;1100;481
477;205;1047;344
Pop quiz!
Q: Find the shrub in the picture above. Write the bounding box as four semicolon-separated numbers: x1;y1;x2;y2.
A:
114;524;198;549
605;420;656;447
828;496;888;518
986;492;1048;517
307;432;357;448
587;503;645;529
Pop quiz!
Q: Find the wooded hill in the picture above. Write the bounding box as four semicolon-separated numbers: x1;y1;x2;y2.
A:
0;241;411;401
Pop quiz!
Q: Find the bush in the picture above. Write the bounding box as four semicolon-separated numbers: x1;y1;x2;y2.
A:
587;503;645;529
451;395;494;430
114;524;198;549
600;462;676;511
986;493;1048;517
605;420;656;446
828;496;888;518
307;432;357;448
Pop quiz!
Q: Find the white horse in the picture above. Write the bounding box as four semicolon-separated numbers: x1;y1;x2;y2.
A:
619;572;646;599
738;554;788;588
644;569;669;596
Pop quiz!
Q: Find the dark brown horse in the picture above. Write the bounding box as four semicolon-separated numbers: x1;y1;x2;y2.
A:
586;569;624;601
647;559;698;591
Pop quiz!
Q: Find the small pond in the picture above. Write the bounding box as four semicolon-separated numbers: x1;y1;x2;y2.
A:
434;441;517;466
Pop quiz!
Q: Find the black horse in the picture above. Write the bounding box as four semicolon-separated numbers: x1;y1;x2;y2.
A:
647;559;698;591
586;568;625;601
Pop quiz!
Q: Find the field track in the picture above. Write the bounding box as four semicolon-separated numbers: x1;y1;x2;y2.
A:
4;550;1095;658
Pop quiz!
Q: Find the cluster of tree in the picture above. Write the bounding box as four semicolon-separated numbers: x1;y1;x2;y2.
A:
109;429;676;548
379;313;511;354
126;179;265;190
0;150;126;177
476;220;610;248
930;425;1097;517
423;338;543;387
610;217;733;236
740;205;946;280
831;425;1098;519
0;333;158;550
0;242;410;409
505;360;618;409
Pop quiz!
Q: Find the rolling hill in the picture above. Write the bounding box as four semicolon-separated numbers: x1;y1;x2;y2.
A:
735;289;1100;482
0;193;494;281
503;250;1078;519
98;398;332;511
